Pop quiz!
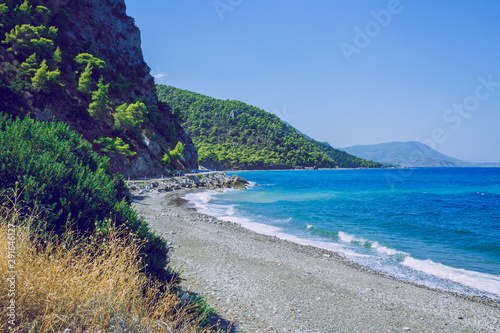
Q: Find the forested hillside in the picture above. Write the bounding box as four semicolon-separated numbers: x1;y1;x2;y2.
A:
157;85;384;170
0;0;197;176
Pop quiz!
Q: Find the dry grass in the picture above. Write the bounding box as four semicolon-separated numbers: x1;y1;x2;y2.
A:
0;194;225;332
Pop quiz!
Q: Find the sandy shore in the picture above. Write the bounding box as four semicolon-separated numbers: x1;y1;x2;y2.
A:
133;189;500;332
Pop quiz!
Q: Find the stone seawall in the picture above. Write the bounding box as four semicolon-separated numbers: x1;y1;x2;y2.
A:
128;173;248;196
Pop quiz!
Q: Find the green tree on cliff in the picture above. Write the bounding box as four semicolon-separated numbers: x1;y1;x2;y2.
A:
88;77;111;118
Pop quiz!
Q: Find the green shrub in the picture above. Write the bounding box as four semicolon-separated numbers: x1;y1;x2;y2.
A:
94;136;136;156
161;153;171;165
161;141;185;167
0;115;175;283
30;59;60;92
170;141;185;160
113;101;147;131
3;24;57;59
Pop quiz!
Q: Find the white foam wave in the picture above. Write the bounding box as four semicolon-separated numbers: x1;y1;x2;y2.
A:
337;232;408;257
338;231;358;243
184;193;367;258
183;191;500;298
276;217;292;224
402;257;500;296
226;205;236;216
371;241;404;256
184;191;215;205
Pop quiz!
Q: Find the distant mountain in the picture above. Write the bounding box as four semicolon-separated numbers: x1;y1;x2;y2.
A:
157;85;385;170
341;141;500;167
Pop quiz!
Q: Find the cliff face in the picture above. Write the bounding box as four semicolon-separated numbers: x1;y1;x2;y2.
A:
0;0;197;177
65;0;155;106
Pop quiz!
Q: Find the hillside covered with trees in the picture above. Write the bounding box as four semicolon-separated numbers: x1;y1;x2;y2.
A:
0;0;197;177
157;85;384;170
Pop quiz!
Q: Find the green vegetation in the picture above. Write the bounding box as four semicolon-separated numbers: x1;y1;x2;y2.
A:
31;58;61;92
157;85;384;169
94;136;137;156
2;18;63;96
114;100;147;131
77;63;93;94
161;153;171;165
0;115;174;283
0;2;209;329
88;77;111;119
0;0;189;171
74;52;107;71
0;202;221;332
304;135;390;168
170;141;185;160
161;141;185;167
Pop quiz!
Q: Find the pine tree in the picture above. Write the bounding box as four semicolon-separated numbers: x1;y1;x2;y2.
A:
20;53;38;74
77;63;93;94
0;4;8;31
52;46;62;65
19;0;32;21
113;101;147;130
31;59;49;92
88;77;110;119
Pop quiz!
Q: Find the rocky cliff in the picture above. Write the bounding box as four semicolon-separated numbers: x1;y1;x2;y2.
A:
0;0;197;177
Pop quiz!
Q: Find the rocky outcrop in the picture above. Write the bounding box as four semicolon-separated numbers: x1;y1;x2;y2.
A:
63;0;198;177
229;109;243;119
0;0;198;178
224;175;249;189
128;173;249;196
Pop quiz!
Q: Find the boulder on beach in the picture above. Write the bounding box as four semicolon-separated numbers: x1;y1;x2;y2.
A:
229;175;249;189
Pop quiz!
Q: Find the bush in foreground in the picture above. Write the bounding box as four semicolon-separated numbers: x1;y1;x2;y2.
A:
0;115;173;282
0;197;221;332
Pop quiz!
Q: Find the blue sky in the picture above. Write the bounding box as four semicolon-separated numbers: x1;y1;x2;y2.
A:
126;0;500;163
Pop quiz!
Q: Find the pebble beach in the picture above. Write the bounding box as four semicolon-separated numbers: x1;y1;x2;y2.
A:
131;176;500;332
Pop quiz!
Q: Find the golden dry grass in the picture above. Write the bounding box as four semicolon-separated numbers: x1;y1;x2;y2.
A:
0;194;225;333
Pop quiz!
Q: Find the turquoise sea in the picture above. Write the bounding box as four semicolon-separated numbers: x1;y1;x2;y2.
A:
184;168;500;298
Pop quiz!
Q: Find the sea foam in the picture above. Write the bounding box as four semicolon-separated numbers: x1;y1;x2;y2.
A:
402;257;500;296
182;169;500;299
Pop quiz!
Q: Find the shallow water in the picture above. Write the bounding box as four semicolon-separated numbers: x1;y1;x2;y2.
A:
184;168;500;298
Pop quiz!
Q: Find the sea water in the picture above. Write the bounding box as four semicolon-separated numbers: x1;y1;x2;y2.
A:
184;168;500;298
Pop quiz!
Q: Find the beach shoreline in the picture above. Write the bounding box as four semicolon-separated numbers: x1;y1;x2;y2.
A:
133;188;499;332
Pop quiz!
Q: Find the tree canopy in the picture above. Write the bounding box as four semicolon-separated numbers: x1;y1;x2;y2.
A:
157;85;384;169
